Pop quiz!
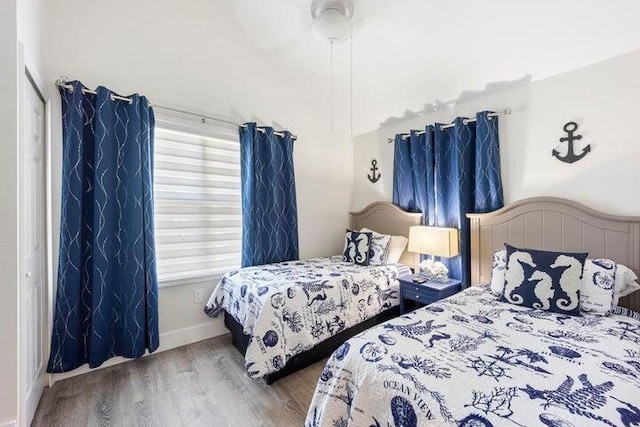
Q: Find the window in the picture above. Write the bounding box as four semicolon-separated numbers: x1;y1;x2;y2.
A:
153;114;241;286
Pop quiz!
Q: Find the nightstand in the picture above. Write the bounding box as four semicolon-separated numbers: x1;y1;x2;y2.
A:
398;275;464;314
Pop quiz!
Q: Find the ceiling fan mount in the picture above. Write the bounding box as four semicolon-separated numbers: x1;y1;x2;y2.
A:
310;0;354;43
310;0;354;20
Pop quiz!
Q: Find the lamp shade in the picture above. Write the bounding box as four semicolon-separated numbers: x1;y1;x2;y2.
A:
408;226;459;258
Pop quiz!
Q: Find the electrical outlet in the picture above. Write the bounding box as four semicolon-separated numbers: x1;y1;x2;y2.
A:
193;289;203;304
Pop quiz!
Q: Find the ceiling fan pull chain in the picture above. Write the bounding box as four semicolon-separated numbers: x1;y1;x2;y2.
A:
310;0;354;133
330;38;334;133
350;35;353;141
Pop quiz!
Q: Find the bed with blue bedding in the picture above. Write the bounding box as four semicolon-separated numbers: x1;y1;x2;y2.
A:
305;284;640;427
204;256;411;381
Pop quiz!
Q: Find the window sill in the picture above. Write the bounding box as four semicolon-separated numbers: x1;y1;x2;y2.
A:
158;272;226;289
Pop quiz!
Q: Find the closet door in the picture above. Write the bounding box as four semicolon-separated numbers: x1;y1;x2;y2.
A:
20;70;47;426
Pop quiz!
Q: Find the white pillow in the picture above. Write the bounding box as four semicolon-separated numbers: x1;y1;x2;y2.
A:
359;227;392;266
580;259;616;315
614;264;640;304
386;235;409;264
490;249;507;295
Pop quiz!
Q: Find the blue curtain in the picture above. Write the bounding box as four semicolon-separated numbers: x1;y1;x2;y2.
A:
240;122;299;267
392;111;503;284
47;81;159;373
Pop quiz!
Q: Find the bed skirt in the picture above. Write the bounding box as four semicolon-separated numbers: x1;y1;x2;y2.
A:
224;306;400;384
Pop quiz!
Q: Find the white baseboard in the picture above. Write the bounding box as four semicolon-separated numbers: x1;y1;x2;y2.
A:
158;320;228;352
49;321;228;385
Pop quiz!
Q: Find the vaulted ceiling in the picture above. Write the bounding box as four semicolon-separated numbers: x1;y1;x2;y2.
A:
231;0;640;135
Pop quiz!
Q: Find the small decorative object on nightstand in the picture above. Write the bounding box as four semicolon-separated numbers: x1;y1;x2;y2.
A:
398;275;464;314
408;225;459;282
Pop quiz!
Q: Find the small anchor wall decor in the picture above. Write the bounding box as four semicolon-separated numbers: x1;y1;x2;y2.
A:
368;159;381;183
552;122;591;164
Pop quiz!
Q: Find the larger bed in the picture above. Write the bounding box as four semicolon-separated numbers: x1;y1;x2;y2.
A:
305;197;640;427
204;202;421;383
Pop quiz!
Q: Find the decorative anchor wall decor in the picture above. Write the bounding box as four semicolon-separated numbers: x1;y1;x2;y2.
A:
368;159;381;183
552;122;591;164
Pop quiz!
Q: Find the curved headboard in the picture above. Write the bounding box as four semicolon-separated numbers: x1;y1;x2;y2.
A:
350;202;421;268
467;197;640;311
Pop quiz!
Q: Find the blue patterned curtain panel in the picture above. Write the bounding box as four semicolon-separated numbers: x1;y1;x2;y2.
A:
392;130;433;225
392;111;504;284
240;123;299;267
47;81;159;373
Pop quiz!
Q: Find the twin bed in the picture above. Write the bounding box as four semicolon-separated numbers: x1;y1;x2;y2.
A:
204;197;640;426
306;284;640;427
204;202;421;383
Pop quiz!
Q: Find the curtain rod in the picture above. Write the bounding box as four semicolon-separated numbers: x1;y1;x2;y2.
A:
386;108;511;143
57;80;134;104
153;105;297;140
55;79;297;140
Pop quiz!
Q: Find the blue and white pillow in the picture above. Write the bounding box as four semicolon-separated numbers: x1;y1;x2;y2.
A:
580;259;617;315
490;249;507;295
360;227;392;266
614;264;640;305
502;244;587;316
343;230;372;266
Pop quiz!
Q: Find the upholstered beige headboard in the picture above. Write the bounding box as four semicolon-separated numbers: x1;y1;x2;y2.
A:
467;197;640;312
350;202;421;268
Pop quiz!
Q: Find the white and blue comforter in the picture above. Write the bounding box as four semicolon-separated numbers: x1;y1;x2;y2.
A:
306;285;640;427
204;256;410;378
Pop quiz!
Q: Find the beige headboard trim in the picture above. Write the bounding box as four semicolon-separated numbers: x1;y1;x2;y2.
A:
467;197;640;312
350;202;421;268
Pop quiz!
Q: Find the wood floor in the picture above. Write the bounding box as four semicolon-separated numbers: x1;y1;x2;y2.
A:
33;334;325;427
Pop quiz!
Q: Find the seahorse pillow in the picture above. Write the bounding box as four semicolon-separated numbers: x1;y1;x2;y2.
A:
342;230;372;266
501;244;588;316
360;227;392;266
580;259;616;316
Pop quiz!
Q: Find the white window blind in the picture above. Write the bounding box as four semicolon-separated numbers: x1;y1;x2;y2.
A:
153;118;241;286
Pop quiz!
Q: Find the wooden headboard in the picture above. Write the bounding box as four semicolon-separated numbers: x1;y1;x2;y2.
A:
467;197;640;312
350;202;421;268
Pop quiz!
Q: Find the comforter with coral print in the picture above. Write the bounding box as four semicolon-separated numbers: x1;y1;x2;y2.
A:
305;285;640;427
204;256;410;379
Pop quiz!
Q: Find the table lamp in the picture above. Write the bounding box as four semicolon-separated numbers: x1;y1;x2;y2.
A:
408;226;459;282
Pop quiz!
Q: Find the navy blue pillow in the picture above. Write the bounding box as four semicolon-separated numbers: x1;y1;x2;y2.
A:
501;244;587;316
342;230;372;266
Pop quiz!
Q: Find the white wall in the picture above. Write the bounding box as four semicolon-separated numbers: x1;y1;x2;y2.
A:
17;0;47;75
0;1;19;424
353;49;640;217
44;0;353;377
